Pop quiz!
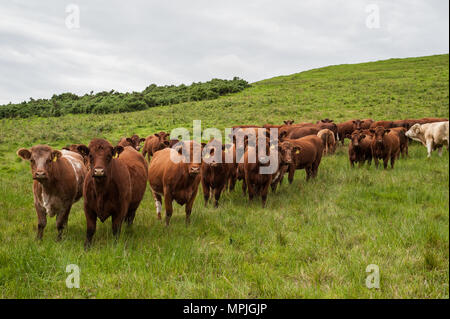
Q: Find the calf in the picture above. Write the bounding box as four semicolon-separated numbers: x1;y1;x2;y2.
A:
117;134;145;151
201;139;230;207
283;135;324;183
142;132;170;161
405;121;449;157
369;127;400;169
77;139;148;248
17;146;87;240
317;129;336;155
348;131;372;167
390;127;409;158
148;140;202;226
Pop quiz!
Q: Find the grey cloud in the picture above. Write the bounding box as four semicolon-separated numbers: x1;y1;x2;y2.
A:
0;0;448;104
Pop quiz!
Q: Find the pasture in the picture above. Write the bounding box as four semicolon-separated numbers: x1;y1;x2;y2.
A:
0;54;448;298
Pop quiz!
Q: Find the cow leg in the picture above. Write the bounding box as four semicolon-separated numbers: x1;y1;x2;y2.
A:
202;180;210;207
374;156;379;169
125;204;138;226
185;188;198;225
35;203;47;240
426;140;433;158
111;213;125;240
84;208;97;250
390;154;396;169
261;181;271;208
383;156;389;169
56;207;70;241
241;177;247;196
438;146;443;157
214;184;225;208
288;163;295;184
152;191;163;220
163;188;173;226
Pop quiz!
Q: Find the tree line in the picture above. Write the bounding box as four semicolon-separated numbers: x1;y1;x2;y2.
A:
0;77;250;118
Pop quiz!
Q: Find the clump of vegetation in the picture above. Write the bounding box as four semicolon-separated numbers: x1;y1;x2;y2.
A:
0;77;250;118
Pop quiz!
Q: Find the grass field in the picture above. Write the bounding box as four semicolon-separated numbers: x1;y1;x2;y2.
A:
0;54;448;298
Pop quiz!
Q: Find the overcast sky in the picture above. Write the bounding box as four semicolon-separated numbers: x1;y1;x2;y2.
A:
0;0;448;104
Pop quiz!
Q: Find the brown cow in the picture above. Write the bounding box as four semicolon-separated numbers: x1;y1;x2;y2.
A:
353;119;374;130
117;134;145;151
17;146;87;240
242;140;281;207
317;129;336;155
142;132;170;161
370;120;395;129
284;126;320;140
201;139;230;207
269;140;296;192
390;127;409;158
283;135;324;183
77;139;148;248
62;144;88;165
348;130;373;167
369;127;400;169
148;140;202;226
337;120;355;145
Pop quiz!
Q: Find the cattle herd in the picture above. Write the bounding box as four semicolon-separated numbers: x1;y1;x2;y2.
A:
17;116;448;249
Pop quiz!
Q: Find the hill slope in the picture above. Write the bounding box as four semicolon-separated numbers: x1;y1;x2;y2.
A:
0;54;448;298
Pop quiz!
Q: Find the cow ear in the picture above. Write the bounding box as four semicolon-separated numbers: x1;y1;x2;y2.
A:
17;148;31;160
52;150;62;162
352;120;356;124
279;131;287;140
385;129;391;134
112;146;124;158
77;145;90;156
140;138;146;143
293;146;301;154
154;133;160;138
126;138;133;144
283;120;288;125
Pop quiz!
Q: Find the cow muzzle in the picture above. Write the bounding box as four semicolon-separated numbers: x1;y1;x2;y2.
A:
33;171;47;180
93;168;106;177
189;166;200;175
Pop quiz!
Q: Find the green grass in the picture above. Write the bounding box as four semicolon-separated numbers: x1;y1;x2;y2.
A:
0;54;448;298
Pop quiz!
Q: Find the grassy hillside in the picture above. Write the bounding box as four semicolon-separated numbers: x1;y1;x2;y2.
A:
0;54;448;298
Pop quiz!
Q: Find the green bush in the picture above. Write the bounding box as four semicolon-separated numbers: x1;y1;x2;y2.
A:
0;77;250;118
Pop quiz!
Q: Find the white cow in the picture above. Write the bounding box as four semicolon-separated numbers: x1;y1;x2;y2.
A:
405;121;449;158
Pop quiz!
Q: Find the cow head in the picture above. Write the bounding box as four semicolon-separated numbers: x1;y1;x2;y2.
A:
124;134;145;151
318;118;333;124
154;132;170;151
77;139;124;181
17;145;62;182
370;127;390;145
405;124;421;140
350;130;366;147
283;120;295;125
173;141;202;176
352;120;365;130
201;139;225;167
278;141;298;165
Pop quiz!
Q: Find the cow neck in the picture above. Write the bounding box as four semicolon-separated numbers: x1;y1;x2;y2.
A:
92;160;115;207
